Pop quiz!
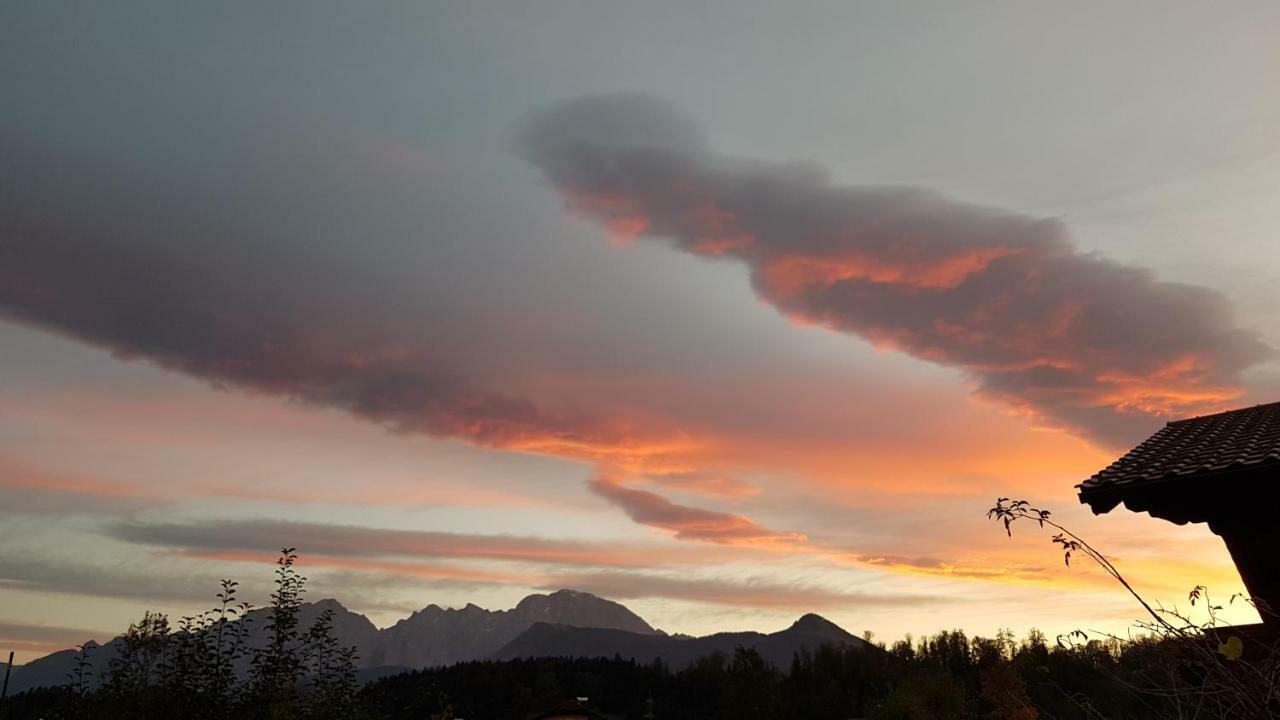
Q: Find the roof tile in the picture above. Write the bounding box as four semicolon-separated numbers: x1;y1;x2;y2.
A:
1080;401;1280;493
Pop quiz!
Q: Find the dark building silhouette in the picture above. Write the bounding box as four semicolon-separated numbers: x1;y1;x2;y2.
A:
1079;402;1280;621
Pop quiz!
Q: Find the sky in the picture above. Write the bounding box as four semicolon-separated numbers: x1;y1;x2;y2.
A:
3;1;1280;663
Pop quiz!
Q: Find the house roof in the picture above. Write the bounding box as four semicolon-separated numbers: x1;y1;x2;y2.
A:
1078;401;1280;515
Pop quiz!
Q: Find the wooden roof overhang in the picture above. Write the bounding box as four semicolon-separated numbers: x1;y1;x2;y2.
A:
1078;462;1275;531
1078;401;1280;527
1078;402;1280;620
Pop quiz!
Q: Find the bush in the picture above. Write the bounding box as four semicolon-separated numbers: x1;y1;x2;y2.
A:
37;548;359;720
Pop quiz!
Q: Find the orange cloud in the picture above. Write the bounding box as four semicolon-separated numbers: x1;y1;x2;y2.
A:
759;246;1023;298
0;456;156;506
519;94;1271;448
642;471;759;500
587;475;806;548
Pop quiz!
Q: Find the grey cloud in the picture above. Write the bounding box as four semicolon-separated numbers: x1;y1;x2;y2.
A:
108;518;724;568
519;94;1273;447
544;572;943;610
0;555;228;605
0;135;630;460
0;485;159;516
0;621;112;651
587;476;804;545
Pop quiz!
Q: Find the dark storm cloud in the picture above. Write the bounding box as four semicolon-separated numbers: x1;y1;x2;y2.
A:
519;94;1272;446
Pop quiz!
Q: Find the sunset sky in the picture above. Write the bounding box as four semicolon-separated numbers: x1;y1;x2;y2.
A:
4;2;1280;663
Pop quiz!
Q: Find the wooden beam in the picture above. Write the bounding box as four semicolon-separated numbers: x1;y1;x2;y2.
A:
1216;525;1280;623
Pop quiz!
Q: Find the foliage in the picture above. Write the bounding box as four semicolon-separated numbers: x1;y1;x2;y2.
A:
990;497;1280;719
250;547;308;711
299;608;359;719
17;548;359;720
65;643;93;698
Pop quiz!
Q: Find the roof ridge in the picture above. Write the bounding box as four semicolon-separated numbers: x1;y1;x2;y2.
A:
1081;400;1280;494
1166;400;1280;425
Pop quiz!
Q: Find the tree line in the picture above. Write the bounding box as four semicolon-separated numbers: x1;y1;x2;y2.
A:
7;500;1278;720
5;617;1238;719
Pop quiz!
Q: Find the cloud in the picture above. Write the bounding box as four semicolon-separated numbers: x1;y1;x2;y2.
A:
543;572;941;610
0;548;531;621
159;545;932;612
0;456;161;515
0;555;224;605
174;550;539;587
852;553;1055;584
0;621;113;656
518;94;1273;446
0;621;106;644
0;485;156;517
109;519;733;569
0;137;685;469
587;476;805;547
644;471;759;500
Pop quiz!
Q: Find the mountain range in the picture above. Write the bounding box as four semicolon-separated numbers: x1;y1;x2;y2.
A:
6;589;870;694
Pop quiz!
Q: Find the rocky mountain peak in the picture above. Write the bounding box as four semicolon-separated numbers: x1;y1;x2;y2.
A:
513;589;657;635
